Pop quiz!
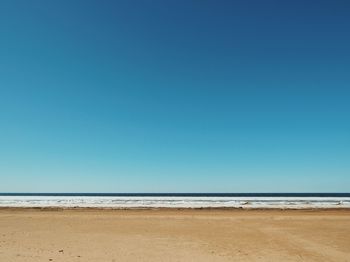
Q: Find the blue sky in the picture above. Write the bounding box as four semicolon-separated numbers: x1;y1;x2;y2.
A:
0;1;349;193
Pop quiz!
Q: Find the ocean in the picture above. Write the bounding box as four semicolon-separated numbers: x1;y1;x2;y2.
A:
0;193;350;209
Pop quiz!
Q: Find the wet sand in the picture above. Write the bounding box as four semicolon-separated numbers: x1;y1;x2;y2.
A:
0;209;349;261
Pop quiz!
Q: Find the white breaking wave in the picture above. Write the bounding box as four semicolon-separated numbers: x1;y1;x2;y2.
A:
0;196;350;209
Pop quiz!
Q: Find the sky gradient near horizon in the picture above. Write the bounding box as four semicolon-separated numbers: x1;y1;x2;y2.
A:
1;1;349;193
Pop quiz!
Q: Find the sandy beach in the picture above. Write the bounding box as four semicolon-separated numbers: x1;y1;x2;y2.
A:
0;209;349;262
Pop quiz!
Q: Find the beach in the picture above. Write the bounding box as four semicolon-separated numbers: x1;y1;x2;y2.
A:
1;209;349;261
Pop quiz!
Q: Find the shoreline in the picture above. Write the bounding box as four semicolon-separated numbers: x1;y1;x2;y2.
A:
1;206;350;212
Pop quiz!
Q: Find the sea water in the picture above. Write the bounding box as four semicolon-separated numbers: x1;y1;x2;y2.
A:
0;193;349;209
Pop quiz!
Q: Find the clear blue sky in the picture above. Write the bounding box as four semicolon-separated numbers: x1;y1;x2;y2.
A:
0;1;349;193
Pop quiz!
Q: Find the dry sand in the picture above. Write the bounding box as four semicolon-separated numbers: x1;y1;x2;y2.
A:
0;209;349;262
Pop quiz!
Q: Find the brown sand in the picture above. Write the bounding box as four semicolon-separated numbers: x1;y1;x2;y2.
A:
0;209;349;262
